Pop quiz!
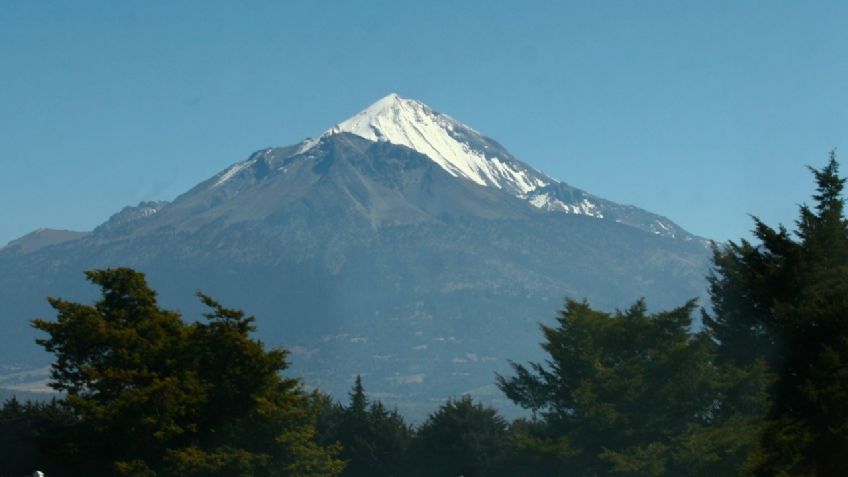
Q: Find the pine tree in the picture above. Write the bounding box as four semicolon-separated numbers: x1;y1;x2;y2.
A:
411;396;509;477
498;299;765;476
348;375;368;419
31;267;343;477
318;376;411;477
704;154;848;476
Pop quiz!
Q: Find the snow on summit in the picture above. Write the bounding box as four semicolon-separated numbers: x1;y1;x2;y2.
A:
206;93;698;241
303;93;549;195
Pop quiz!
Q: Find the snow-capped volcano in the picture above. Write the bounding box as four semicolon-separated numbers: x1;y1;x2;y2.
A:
301;93;550;196
293;93;697;240
207;93;697;240
0;93;712;417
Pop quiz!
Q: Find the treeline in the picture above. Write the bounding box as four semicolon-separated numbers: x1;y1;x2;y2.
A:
2;155;848;476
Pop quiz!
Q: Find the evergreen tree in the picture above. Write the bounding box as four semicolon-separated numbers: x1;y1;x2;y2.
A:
704;154;848;476
348;375;368;416
0;397;77;476
498;299;766;476
0;397;37;475
410;395;509;477
316;376;411;477
31;267;343;477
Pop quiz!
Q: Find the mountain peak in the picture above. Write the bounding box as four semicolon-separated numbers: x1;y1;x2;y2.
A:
300;94;549;195
374;93;412;104
331;92;407;123
325;93;436;139
207;94;696;240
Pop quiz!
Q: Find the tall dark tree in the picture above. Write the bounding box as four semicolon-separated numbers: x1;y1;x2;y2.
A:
313;376;411;477
498;299;766;476
31;267;343;477
704;154;848;476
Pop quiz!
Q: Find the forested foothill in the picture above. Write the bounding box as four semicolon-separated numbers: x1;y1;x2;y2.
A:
2;155;846;476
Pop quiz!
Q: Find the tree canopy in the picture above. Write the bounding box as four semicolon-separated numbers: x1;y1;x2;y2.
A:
411;395;509;477
313;376;411;477
704;153;848;476
497;298;766;476
11;153;848;477
31;267;343;477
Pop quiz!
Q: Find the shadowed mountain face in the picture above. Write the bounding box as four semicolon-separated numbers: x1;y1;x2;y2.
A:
0;97;711;419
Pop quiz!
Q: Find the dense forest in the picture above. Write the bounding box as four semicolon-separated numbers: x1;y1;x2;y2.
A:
2;156;847;476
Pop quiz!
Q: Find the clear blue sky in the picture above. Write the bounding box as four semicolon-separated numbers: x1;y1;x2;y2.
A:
2;1;847;245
